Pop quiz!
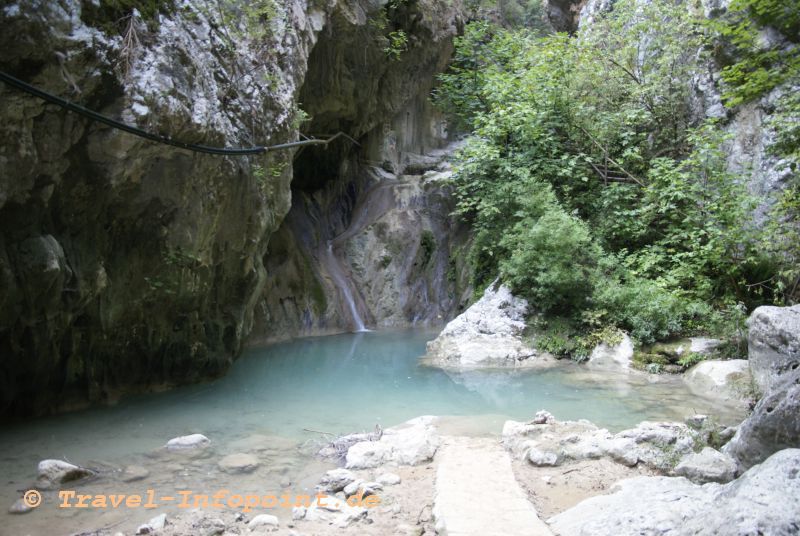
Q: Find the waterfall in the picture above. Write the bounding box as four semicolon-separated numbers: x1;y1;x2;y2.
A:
323;242;367;332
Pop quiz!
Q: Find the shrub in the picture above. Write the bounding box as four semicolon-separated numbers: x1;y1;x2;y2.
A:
593;278;711;344
500;208;602;314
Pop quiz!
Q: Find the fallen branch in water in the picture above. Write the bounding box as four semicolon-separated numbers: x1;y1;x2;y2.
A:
303;428;336;436
316;424;384;462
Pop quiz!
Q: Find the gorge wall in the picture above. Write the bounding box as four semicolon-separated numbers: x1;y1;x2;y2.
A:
0;0;463;418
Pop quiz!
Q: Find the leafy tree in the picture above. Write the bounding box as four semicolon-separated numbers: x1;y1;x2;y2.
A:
434;0;795;352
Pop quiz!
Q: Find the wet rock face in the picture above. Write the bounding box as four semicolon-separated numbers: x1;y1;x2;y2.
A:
0;0;462;418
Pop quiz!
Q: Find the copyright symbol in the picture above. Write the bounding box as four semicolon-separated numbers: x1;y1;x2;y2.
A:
23;490;42;508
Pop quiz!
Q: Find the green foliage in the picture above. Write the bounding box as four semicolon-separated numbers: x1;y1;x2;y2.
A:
418;230;437;267
500;208;601;313
677;352;705;369
594;277;710;344
434;0;793;347
708;0;799;106
384;30;409;60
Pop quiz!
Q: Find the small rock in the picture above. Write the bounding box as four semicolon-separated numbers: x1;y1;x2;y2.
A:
166;434;210;450
218;453;260;474
121;465;150;482
532;410;555;424
248;514;279;528
318;468;357;492
149;513;167;530
135;524;153;535
36;459;94;489
527;448;559;467
292;506;306;520
719;426;737;444
395;523;422;536
343;479;382;497
376;472;401;485
685;415;708;430
9;498;32;514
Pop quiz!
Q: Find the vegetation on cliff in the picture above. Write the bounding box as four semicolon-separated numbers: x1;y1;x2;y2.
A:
434;0;799;354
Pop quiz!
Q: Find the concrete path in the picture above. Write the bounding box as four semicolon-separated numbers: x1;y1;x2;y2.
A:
433;437;553;536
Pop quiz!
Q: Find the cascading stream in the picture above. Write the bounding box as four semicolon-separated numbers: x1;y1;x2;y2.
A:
322;241;367;332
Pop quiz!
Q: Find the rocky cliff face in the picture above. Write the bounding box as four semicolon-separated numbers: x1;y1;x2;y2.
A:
0;0;462;418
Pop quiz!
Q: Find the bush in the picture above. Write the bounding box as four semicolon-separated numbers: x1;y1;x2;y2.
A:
593;278;711;344
500;208;602;314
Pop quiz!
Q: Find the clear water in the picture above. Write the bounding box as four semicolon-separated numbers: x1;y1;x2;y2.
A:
0;329;745;535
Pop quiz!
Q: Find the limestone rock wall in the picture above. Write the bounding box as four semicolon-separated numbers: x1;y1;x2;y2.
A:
0;0;462;417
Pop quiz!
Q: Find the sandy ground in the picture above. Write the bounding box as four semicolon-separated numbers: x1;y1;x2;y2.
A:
511;457;658;520
104;461;439;536
11;429;662;536
111;439;654;536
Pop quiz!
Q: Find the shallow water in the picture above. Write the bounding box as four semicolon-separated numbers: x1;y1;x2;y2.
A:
0;329;745;535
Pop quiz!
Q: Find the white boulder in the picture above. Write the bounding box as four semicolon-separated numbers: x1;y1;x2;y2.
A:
549;448;800;536
317;468;357;493
376;472;401;486
165;434;211;450
248;514;279;528
424;284;543;368
683;359;752;403
588;333;634;370
346;416;439;469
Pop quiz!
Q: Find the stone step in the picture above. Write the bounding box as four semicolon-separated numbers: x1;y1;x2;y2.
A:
433;437;553;536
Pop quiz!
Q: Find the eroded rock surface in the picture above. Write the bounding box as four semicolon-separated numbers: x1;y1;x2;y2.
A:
0;0;463;418
345;416;440;469
722;305;800;470
424;284;549;368
747;304;800;394
683;359;753;404
503;413;731;477
724;367;800;470
548;448;800;536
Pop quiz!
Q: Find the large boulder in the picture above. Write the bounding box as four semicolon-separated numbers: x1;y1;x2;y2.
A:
548;448;800;536
587;333;634;370
747;304;800;394
723;367;800;469
424;284;547;368
345;416;439;469
721;305;800;470
683;359;753;404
